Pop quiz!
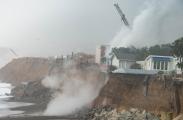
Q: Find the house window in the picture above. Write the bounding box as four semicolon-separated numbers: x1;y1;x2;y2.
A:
157;61;160;69
119;60;125;68
153;61;156;69
119;62;122;68
161;61;164;70
154;61;159;70
154;61;168;70
165;61;168;70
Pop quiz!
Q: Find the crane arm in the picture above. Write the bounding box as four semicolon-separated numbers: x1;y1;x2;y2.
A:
114;3;129;27
9;48;18;57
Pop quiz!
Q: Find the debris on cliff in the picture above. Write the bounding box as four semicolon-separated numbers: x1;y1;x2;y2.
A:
9;56;100;115
11;79;53;103
42;59;106;116
84;106;160;120
173;114;183;120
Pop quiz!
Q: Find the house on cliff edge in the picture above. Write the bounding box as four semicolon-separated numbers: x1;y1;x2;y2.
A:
144;55;181;73
112;54;181;75
110;48;136;69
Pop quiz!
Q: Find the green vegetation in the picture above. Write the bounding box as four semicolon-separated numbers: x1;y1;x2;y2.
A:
112;37;183;72
171;37;183;70
113;43;172;61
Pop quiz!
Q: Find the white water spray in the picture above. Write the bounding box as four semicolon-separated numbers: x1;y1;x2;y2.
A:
111;0;183;48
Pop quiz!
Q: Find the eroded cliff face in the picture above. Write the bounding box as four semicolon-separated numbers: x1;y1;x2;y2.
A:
0;53;95;85
0;57;57;85
94;73;183;115
2;56;183;117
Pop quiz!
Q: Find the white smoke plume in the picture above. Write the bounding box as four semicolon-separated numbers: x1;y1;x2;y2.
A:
42;62;106;116
111;0;183;48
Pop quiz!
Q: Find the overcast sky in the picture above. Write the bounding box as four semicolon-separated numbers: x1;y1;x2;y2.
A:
0;0;154;56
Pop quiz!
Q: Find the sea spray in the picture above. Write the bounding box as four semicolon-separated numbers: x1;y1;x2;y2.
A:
42;62;106;116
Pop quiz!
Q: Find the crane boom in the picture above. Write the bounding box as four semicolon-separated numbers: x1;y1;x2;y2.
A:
114;3;129;26
9;48;18;57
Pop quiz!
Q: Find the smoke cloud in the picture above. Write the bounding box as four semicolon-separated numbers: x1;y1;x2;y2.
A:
111;0;183;48
42;62;106;116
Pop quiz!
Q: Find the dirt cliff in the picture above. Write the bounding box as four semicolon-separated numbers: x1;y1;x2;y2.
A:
0;57;57;85
93;73;183;116
0;53;95;85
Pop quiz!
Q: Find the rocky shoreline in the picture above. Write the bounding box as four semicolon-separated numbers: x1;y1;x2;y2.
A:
1;95;162;120
0;104;161;120
83;106;160;120
5;74;162;119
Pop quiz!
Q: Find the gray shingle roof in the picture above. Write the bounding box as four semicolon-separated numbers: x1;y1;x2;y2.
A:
112;48;136;61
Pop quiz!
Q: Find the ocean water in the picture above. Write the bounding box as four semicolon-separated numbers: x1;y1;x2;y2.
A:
0;82;33;117
0;82;11;97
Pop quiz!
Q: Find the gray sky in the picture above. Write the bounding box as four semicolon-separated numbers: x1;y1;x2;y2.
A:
0;0;147;56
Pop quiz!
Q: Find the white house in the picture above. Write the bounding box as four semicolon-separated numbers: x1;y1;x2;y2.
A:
144;55;179;72
111;48;136;69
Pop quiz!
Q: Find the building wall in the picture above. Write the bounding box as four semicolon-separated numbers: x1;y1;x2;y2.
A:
173;58;182;74
95;46;102;64
142;56;182;74
144;57;174;71
136;61;145;69
112;56;135;69
144;58;153;70
112;56;119;68
95;45;109;64
119;60;135;69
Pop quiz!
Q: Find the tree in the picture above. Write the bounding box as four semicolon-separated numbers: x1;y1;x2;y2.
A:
148;44;172;56
172;37;183;70
136;47;149;60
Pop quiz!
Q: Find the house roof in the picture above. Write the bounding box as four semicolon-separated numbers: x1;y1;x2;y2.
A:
112;48;136;61
145;55;175;62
